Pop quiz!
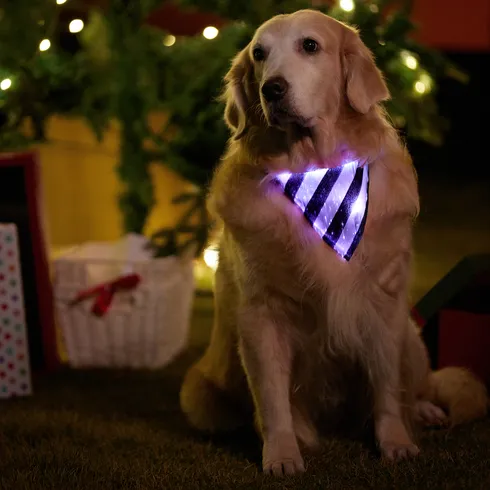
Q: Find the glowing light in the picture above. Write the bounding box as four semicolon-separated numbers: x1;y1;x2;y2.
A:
0;78;12;91
203;26;219;40
339;0;355;12
203;247;219;271
401;50;418;70
56;0;67;4
420;73;432;88
369;4;379;13
69;19;84;33
39;39;51;51
414;81;426;94
163;35;176;47
275;161;367;261
414;73;432;95
276;171;292;186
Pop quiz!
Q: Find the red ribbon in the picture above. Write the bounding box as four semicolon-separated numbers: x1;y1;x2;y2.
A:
70;273;141;317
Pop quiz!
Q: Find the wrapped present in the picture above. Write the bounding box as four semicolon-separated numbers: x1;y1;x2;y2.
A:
53;234;195;369
0;224;33;398
413;254;490;387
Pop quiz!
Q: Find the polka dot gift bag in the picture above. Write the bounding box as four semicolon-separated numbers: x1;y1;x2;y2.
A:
0;224;33;399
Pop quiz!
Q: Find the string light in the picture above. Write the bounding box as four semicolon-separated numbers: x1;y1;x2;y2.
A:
414;81;426;94
203;247;219;271
56;0;67;4
69;19;84;33
401;50;418;70
39;39;51;52
414;74;432;95
0;78;12;91
339;0;355;12
202;26;219;40
163;35;176;47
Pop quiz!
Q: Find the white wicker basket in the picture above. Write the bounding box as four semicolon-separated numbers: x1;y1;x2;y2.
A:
53;251;194;369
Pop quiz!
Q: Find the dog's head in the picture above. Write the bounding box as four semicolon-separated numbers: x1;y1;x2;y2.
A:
224;10;390;140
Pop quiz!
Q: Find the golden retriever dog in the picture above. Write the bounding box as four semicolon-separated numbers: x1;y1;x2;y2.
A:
180;9;488;475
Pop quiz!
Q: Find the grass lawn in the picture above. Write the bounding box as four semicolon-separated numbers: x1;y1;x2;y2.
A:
1;172;490;490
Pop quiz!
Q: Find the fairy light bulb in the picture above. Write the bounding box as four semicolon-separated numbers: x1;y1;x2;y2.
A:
203;26;219;40
339;0;355;12
1;78;12;91
414;73;433;95
39;39;51;51
56;0;67;4
163;35;176;47
69;19;84;33
203;247;219;270
414;81;426;94
401;50;418;70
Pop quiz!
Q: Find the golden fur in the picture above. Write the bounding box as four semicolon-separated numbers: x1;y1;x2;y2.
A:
180;10;488;476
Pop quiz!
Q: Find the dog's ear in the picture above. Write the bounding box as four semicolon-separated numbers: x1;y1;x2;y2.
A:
223;45;254;140
343;28;390;114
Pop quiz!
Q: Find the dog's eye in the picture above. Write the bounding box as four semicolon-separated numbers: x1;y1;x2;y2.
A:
302;38;319;54
253;47;265;61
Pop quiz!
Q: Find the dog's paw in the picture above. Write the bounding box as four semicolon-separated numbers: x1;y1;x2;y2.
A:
379;440;420;461
415;400;447;427
376;414;420;462
263;432;305;476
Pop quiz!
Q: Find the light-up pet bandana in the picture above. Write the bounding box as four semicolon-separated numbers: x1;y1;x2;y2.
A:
275;160;369;261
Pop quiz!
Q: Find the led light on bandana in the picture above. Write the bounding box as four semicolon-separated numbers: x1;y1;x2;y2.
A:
276;161;369;261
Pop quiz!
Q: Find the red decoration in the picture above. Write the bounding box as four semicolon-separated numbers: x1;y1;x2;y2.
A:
416;255;490;388
438;310;490;386
0;152;59;372
71;273;141;317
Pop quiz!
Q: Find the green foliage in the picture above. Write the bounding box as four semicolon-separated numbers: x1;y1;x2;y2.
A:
177;0;311;25
0;1;112;143
148;189;211;258
156;22;254;187
106;0;158;233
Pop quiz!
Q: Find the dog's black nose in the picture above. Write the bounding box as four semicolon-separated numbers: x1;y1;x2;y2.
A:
261;77;289;102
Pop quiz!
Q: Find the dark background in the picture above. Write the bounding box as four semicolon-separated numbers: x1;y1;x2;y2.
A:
409;52;490;180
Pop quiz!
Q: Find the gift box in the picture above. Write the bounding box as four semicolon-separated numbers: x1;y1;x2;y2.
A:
414;254;490;387
53;234;195;369
0;224;33;398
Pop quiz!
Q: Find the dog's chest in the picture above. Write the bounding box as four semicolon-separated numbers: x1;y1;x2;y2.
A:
239;186;358;301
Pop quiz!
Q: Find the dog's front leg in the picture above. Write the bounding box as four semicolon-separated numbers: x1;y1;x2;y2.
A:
238;303;304;476
371;300;420;461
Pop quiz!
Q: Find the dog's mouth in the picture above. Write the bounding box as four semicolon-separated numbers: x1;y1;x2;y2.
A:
264;102;311;129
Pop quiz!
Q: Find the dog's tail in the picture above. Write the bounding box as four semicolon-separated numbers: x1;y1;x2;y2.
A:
429;367;488;426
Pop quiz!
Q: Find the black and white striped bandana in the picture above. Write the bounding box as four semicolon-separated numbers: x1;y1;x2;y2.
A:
275;160;369;261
